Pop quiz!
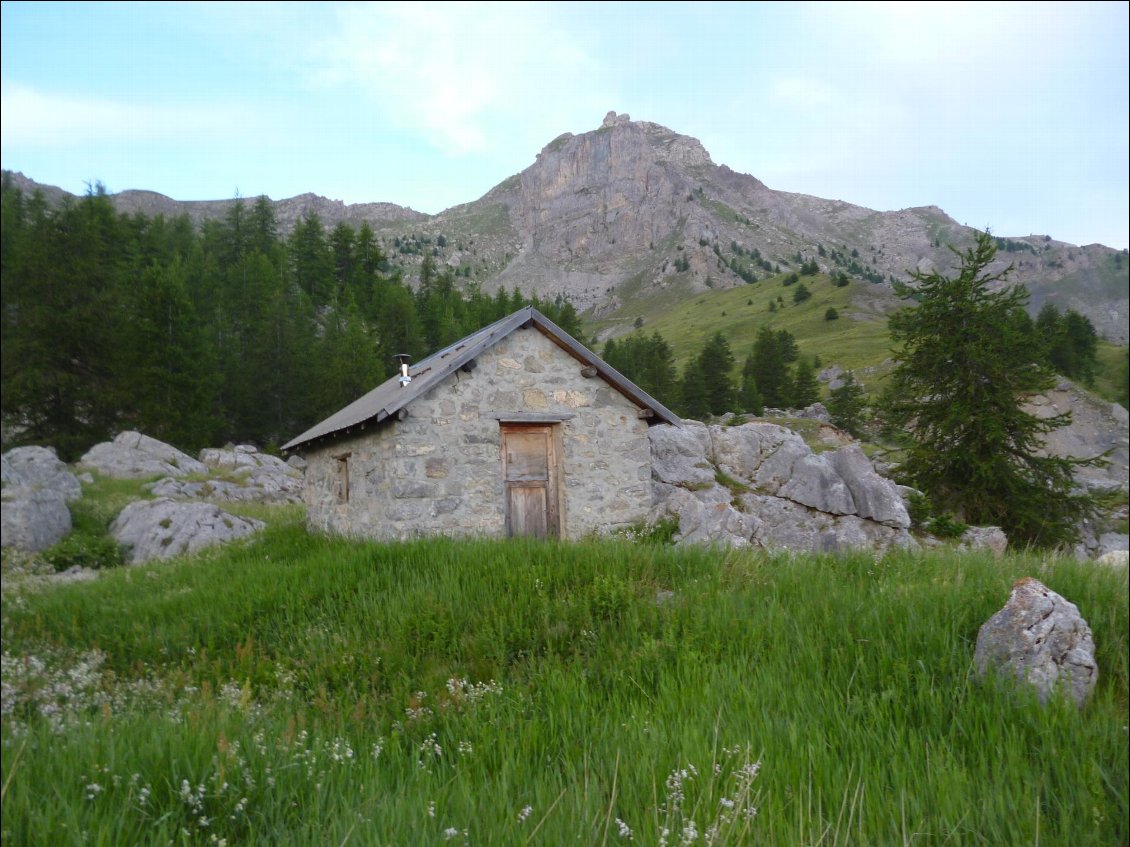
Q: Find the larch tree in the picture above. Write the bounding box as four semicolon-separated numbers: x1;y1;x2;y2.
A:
882;230;1099;548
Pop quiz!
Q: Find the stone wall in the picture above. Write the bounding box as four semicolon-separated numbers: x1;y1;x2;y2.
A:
303;326;653;540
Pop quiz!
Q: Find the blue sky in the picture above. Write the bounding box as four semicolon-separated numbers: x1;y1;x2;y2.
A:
2;1;1127;249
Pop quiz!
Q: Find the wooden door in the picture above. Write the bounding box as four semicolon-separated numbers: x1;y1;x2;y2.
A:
501;424;559;538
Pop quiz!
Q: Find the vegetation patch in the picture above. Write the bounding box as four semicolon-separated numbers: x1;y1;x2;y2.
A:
1;534;1126;845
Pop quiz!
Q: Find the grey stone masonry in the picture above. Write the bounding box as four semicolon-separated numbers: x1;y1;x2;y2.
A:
302;326;653;540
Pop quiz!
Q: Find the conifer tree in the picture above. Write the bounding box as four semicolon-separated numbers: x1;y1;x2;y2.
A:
738;355;764;415
791;357;820;408
883;231;1098;548
699;332;737;415
827;371;866;436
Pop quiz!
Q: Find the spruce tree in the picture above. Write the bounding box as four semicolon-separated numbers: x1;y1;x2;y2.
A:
883;231;1098;548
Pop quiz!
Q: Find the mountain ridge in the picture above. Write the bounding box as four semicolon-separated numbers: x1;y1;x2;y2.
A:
4;111;1127;343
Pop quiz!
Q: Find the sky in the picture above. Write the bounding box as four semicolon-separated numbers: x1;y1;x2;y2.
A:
2;1;1127;250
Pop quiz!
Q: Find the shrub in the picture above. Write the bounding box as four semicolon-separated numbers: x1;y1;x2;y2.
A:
44;534;123;571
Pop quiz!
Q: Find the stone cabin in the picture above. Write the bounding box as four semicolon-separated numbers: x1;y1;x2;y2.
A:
282;307;680;541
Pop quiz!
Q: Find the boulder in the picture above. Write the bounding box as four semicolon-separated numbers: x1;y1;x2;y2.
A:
974;578;1097;707
648;421;915;553
79;432;208;479
958;526;1009;556
1097;550;1128;567
198;444;293;475
110;498;264;564
1;486;72;552
1;446;83;501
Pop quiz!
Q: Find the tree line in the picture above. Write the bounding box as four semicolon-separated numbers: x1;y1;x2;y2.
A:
0;179;581;459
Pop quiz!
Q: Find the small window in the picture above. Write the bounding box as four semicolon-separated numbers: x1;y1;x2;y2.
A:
333;453;351;503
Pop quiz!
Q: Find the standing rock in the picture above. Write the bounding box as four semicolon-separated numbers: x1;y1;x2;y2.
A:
79;432;208;479
974;578;1097;707
110;498;264;564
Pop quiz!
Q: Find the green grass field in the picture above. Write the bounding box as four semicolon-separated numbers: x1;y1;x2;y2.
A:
3;509;1127;846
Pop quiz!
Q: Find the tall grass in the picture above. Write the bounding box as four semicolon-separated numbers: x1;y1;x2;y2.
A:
2;531;1127;845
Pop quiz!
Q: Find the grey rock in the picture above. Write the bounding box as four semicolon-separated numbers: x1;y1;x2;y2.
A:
974;578;1097;707
1;454;19;486
287;454;308;471
958;526;1009;556
110;498;264;564
1096;532;1128;558
796;402;831;422
649;420;714;486
648;420;916;553
711;423;796;482
198;445;293;475
828;446;911;528
1096;550;1128;567
80;431;208;479
2;446;83;501
777;453;856;515
1;485;72;552
145;467;303;505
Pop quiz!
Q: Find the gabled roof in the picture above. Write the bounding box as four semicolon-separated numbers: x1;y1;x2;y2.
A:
281;306;681;453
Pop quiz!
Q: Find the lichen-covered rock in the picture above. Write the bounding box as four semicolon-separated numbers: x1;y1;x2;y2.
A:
80;432;208;479
1;486;72;552
2;446;82;501
974;578;1097;707
110;498;264;564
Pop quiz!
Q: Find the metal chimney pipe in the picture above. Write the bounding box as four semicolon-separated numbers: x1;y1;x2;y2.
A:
394;353;412;387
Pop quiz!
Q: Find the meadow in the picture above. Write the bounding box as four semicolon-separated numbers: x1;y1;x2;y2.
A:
2;515;1127;846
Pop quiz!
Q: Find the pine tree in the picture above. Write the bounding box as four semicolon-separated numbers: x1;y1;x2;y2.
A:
883;231;1098;548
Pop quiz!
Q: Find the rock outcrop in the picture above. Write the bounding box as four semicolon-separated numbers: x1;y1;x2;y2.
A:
649;420;913;552
143;444;304;505
79;432;208;479
974;578;1097;707
109;498;264;564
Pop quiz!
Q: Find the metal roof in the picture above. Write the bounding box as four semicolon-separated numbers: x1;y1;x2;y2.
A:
281;306;681;452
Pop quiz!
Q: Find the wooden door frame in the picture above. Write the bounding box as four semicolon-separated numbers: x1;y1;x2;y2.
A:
500;422;564;538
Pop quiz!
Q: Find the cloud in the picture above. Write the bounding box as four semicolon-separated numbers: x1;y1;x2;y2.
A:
312;2;610;157
0;81;251;149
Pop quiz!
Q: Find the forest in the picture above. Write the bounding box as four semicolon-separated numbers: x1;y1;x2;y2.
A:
0;179;583;460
